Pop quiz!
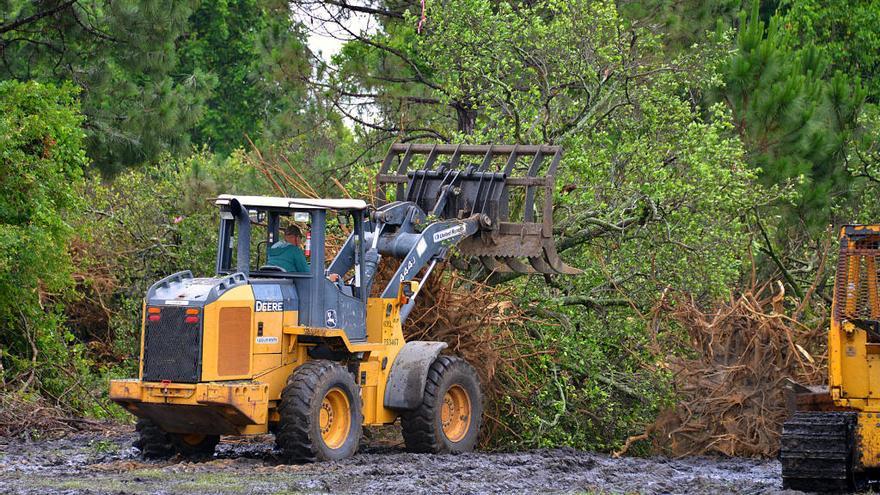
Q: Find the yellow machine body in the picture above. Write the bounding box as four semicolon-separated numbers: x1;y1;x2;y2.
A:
826;225;880;469
110;284;412;435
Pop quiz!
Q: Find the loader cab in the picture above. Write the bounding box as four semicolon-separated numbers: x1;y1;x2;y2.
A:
214;195;369;341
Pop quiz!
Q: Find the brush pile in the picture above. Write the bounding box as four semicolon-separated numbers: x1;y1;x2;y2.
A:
402;266;554;442
0;393;109;438
647;282;827;457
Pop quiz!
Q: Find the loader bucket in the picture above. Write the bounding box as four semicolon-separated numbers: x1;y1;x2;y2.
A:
376;143;581;275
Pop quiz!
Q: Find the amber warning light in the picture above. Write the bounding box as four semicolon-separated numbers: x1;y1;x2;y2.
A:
147;307;160;322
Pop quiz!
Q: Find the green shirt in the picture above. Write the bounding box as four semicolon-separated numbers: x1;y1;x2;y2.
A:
266;241;309;272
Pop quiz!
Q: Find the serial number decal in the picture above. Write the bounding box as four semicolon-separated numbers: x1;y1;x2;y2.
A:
432;224;465;243
255;300;283;312
255;336;279;344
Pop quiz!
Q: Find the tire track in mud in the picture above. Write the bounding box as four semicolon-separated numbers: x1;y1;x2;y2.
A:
0;428;798;494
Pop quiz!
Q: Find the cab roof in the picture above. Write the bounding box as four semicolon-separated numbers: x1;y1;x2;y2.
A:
215;194;368;211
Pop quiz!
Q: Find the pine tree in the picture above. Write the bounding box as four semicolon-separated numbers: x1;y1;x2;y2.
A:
780;0;880;102
0;0;214;172
177;0;313;153
719;4;865;230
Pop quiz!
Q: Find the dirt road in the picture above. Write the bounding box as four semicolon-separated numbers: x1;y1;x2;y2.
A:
0;426;797;494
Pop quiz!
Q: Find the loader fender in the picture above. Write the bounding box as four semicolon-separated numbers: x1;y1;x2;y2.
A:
384;341;448;410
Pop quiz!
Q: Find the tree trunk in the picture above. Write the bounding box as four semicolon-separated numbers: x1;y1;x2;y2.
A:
455;103;477;135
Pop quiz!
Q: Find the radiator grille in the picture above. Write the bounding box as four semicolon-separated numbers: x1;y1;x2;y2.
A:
142;306;201;382
835;236;880;321
217;307;251;376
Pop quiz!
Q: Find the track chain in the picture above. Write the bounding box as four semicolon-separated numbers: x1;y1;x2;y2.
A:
780;411;858;492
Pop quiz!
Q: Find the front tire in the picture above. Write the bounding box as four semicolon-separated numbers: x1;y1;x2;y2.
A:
402;355;483;453
276;360;363;462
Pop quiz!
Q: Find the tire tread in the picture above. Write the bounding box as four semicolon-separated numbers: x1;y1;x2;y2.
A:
276;359;362;462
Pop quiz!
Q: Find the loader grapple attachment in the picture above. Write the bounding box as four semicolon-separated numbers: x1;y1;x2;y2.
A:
377;143;580;275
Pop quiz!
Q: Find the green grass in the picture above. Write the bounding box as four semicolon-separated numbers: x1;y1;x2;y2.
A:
29;469;310;495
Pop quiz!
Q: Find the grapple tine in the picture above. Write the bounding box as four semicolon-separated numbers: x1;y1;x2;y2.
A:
450;256;470;271
503;145;519;174
478;145;494;171
542;241;582;275
480;256;512;273
395;144;414;201
527;255;557;274
523;150;544;222
502;257;540;274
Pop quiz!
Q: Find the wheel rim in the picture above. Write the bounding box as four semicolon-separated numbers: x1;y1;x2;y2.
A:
319;387;351;449
181;434;205;446
441;384;471;442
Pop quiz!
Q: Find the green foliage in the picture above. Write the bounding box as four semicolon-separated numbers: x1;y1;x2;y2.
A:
0;80;90;406
719;4;866;231
495;82;765;450
423;0;640;141
178;0;316;152
779;0;880;101
619;0;740;50
179;0;268;151
73;149;269;362
0;1;321;172
0;1;216;172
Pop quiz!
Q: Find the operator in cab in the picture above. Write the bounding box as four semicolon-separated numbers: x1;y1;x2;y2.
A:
266;225;309;272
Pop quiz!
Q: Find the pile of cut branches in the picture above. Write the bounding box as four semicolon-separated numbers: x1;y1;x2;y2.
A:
644;282;826;457
0;392;109;439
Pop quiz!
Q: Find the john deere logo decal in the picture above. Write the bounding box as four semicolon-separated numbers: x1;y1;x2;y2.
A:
433;224;465;242
255;300;283;312
326;309;337;328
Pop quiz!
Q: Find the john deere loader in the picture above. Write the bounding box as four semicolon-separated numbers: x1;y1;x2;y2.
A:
782;225;880;490
109;144;580;461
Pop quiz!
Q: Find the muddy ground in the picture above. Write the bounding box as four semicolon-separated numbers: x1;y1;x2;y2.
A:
0;425;799;495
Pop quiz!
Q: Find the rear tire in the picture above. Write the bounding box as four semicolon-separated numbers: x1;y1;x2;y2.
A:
401;355;483;453
276;360;363;462
134;418;174;459
134;419;219;460
170;433;219;459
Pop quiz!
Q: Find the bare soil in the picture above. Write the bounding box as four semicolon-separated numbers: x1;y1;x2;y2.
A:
0;425;800;495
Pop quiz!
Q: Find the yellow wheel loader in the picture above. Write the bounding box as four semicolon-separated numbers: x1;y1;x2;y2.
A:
782;225;880;490
109;144;580;462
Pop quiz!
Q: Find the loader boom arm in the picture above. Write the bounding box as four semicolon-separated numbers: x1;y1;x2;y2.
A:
328;199;483;319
